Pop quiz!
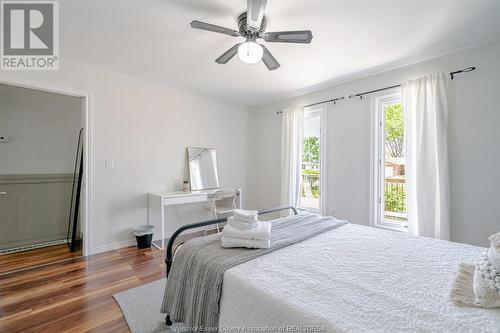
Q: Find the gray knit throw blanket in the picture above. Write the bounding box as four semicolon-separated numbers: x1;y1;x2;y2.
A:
161;213;347;331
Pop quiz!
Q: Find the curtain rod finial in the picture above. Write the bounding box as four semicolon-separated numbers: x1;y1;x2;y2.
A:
450;66;476;80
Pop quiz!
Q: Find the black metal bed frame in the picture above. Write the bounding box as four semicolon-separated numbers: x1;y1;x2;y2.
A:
163;205;298;326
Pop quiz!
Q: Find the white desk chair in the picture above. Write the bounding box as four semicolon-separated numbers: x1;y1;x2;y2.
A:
205;189;239;234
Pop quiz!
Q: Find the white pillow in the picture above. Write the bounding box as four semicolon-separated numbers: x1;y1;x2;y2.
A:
451;231;500;308
473;250;500;308
488;247;500;270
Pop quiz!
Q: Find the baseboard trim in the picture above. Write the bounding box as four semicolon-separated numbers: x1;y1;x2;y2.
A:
0;239;68;255
91;239;137;254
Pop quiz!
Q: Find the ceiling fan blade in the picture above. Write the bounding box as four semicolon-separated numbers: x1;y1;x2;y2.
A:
215;43;242;64
247;0;267;31
261;45;280;71
263;30;313;43
191;20;240;37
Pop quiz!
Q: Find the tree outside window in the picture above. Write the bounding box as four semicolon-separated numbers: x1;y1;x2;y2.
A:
302;136;320;199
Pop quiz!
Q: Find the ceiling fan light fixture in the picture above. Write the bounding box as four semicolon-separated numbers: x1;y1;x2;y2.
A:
191;0;313;70
238;41;263;64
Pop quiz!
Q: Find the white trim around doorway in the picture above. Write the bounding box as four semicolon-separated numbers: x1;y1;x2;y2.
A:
0;76;93;256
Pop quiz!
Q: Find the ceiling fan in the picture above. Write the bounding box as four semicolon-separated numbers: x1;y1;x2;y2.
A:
190;0;313;71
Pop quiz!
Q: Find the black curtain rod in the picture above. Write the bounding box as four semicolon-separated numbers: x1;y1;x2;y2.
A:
348;84;401;99
348;66;476;100
276;96;344;114
305;96;345;108
277;66;476;114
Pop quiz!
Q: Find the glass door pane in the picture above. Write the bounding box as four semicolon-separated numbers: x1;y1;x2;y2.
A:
301;112;321;211
383;102;407;226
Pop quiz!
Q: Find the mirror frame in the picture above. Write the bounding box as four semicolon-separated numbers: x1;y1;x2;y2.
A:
187;147;220;191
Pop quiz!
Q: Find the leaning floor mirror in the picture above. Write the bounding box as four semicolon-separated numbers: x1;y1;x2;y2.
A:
187;147;220;191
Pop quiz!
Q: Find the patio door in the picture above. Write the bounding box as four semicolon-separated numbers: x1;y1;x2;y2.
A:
300;106;326;214
373;90;408;231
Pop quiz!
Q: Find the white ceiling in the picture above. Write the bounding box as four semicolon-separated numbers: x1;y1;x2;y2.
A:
61;0;500;106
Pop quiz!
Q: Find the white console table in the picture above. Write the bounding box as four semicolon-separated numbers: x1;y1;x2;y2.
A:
148;189;241;250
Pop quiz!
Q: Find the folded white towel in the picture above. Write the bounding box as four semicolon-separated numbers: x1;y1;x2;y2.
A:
233;209;258;220
231;215;259;224
222;220;271;241
227;216;260;231
221;236;270;249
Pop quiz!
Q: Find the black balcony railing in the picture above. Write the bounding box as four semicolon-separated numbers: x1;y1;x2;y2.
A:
384;177;407;222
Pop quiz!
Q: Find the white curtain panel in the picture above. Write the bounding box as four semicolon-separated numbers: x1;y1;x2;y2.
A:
402;73;450;240
280;106;304;210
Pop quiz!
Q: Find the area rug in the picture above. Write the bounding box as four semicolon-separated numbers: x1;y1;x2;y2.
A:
113;279;183;333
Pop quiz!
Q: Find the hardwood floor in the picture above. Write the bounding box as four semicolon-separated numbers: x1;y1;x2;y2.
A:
0;245;166;333
0;243;83;275
0;230;216;333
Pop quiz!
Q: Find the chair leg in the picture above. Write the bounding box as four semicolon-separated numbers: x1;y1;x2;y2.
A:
203;211;210;236
214;211;220;234
204;210;216;236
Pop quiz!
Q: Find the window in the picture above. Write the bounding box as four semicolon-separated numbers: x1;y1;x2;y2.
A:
373;91;408;230
300;108;325;213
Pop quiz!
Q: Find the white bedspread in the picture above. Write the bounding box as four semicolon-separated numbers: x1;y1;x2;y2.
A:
219;223;500;332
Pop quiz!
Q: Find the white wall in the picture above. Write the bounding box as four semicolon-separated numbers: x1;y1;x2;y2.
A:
0;61;251;253
0;84;82;175
248;40;500;247
1;42;498;251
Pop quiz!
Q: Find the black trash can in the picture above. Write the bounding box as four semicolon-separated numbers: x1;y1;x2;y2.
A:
133;225;154;249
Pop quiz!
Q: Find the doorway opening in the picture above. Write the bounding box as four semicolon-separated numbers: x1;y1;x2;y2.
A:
0;82;89;274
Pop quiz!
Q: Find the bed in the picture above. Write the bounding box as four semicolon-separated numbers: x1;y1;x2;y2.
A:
163;207;500;332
